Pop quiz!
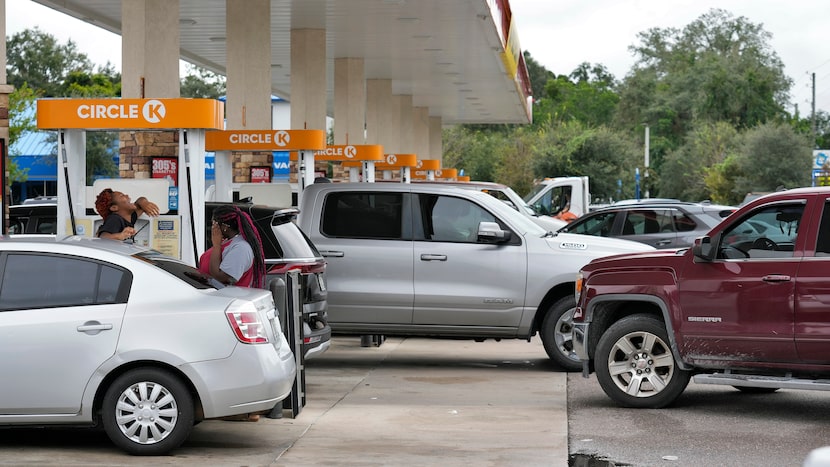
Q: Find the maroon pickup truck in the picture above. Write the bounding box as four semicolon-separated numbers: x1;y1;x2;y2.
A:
573;187;830;408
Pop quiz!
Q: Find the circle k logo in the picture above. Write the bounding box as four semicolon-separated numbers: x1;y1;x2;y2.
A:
436;169;443;177
386;154;398;164
142;100;166;123
345;146;357;158
273;130;291;147
416;160;423;169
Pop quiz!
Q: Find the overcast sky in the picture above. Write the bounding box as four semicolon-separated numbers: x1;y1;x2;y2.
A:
6;0;830;113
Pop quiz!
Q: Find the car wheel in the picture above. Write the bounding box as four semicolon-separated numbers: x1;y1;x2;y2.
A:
540;296;581;371
595;314;690;408
102;368;194;456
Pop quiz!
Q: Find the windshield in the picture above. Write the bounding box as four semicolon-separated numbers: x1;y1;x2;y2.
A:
468;190;547;236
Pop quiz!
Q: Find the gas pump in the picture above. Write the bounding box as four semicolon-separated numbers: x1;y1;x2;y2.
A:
205;129;327;207
376;154;418;183
289;144;384;184
413;159;441;181
36;98;224;266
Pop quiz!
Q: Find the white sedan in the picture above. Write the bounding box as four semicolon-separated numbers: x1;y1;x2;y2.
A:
0;236;296;455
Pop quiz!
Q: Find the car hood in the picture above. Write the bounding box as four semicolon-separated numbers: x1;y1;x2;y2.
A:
583;246;687;270
530;215;568;232
545;232;656;255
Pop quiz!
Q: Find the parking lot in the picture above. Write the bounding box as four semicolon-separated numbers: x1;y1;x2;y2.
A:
0;337;568;466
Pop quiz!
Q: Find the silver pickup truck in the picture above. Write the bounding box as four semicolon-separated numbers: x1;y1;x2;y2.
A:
297;182;652;370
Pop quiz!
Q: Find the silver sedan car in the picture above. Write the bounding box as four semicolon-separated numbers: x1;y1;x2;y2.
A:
0;237;296;455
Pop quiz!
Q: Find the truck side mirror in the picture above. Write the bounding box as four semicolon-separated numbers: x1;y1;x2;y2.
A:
692;234;719;262
477;221;512;243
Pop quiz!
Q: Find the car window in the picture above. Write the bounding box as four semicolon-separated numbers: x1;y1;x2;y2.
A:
321;192;404;239
0;253;131;310
719;203;804;259
623;210;664;234
814;202;830;256
422;195;497;243
670;210;698;232
566;211;617;237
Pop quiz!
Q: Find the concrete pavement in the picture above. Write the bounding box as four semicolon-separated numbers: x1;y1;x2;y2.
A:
0;336;568;466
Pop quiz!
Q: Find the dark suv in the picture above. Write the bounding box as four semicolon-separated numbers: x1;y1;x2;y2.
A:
205;202;330;359
8;200;58;235
558;201;735;249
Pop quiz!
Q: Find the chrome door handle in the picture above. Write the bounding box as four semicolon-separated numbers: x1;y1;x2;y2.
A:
420;254;447;261
320;250;345;257
77;321;113;335
762;274;791;282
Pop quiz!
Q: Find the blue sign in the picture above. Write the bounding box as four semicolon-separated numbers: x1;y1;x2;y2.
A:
272;151;290;180
168;186;178;210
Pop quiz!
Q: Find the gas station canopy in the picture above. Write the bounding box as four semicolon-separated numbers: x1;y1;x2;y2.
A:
32;0;532;125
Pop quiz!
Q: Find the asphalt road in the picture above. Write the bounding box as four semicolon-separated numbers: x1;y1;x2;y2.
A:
567;372;830;466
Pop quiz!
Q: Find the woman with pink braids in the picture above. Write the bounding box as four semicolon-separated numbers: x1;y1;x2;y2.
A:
198;205;267;288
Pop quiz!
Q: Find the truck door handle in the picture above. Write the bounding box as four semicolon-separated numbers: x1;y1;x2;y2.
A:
320;250;345;257
762;274;791;282
420;254;447;261
655;239;674;246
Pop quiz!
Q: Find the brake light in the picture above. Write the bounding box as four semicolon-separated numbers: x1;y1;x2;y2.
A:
226;307;269;344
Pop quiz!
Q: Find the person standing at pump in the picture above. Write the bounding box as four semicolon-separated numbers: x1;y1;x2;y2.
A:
199;205;267;289
95;188;160;240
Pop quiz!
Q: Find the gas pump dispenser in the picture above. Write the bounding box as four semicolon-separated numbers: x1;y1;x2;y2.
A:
289;144;385;183
205;129;327;207
36;98;224;266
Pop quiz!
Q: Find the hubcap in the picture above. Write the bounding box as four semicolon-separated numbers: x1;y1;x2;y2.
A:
554;308;577;362
607;331;674;398
115;381;179;445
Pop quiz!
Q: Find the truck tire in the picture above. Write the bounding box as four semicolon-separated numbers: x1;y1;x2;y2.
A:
595;314;690;408
540;296;582;371
102;368;194;455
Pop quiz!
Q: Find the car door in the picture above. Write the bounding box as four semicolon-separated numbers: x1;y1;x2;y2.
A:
412;193;527;328
620;209;677;248
314;190;414;325
795;199;830;362
676;201;804;363
0;252;129;414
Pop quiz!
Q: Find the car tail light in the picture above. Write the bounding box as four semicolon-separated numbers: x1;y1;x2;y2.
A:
226;302;269;344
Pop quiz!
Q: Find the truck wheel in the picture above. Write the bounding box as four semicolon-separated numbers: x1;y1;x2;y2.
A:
595;315;690;408
540;296;582;371
102;368;194;455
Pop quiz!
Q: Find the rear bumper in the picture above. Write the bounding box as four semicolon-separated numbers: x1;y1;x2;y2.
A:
185;341;297;418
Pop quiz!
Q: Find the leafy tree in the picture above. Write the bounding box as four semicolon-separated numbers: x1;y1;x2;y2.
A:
659;121;739;202
537;63;619;127
442;125;505;182
615;8;792;175
7;84;40;183
534;122;640;202
6;27;92;97
180;64;226;98
729;122;812;202
523;51;554;102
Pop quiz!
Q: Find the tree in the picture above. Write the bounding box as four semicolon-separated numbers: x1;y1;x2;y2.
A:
523;51;554;101
6;27;92;97
730;122;812;202
536;63;619;128
180;64;226;98
533;122;640;202
658;121;739;202
615;9;792;174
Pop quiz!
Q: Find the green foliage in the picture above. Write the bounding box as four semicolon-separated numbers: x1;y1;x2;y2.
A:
523;51;554;100
659;121;739;202
540;63;619;127
7;27;92;97
180;64;226;98
729;123;812;202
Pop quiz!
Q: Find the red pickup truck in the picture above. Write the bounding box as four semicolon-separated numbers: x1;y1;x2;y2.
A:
573;186;830;408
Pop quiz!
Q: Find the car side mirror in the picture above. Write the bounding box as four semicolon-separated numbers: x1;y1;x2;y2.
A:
477;221;511;243
692;234;719;262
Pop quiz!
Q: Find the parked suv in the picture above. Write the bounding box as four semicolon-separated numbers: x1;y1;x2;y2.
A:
205;202;330;359
8;200;58;235
557;200;734;249
297;182;652;369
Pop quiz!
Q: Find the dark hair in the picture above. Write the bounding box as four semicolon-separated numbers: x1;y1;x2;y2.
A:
212;205;267;288
95;188;114;219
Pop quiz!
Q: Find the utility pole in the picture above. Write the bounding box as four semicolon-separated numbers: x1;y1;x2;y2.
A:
813;72;817;148
644;124;650;198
